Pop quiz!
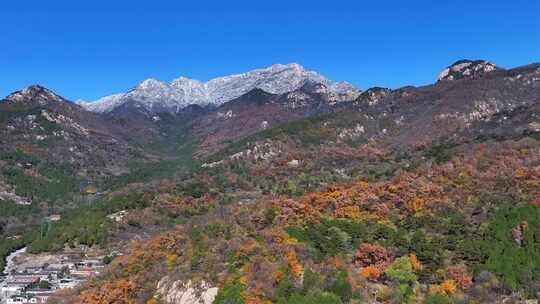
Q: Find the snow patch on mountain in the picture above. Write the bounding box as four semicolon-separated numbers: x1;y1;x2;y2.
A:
83;63;361;113
84;93;125;112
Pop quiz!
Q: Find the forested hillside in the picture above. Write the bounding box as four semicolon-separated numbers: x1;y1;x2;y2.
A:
1;60;539;303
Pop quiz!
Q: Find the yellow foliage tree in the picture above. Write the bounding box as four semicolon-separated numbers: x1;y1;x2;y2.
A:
165;254;178;272
440;279;457;295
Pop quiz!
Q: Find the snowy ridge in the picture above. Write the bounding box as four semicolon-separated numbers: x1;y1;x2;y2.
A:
84;93;125;112
83;63;361;113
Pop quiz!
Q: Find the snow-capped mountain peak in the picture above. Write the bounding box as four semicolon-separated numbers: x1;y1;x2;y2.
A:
135;78;168;90
82;63;361;113
170;76;204;87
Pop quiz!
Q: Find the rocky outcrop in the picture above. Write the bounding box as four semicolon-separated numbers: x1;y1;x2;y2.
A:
438;60;499;82
355;87;391;106
155;277;218;304
4;85;67;105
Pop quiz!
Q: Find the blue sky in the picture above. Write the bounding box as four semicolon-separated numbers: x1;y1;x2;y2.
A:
1;0;539;101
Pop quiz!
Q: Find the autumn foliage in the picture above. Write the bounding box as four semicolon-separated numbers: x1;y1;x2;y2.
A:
445;264;473;290
54;140;540;304
440;279;457;295
408;254;422;273
360;265;381;280
353;243;392;272
285;249;304;280
79;279;134;304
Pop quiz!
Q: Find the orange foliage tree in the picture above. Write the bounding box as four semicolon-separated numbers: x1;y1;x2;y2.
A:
360;265;381;280
285;249;304;281
79;279;135;304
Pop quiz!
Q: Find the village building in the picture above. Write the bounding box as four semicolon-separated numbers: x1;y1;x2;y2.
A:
6;294;47;304
0;253;105;303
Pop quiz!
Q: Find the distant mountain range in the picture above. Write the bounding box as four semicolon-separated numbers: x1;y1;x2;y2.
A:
82;63;361;114
1;58;538;204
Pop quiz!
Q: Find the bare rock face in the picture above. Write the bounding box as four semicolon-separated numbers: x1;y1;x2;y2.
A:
287;159;300;168
438;60;499;82
156;277;218;304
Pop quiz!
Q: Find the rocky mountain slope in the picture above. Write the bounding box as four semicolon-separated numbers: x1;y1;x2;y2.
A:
0;86;150;244
197;60;540;164
191;80;361;156
0;85;138;181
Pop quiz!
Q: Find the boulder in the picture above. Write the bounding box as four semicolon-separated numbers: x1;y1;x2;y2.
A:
156;277;218;304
